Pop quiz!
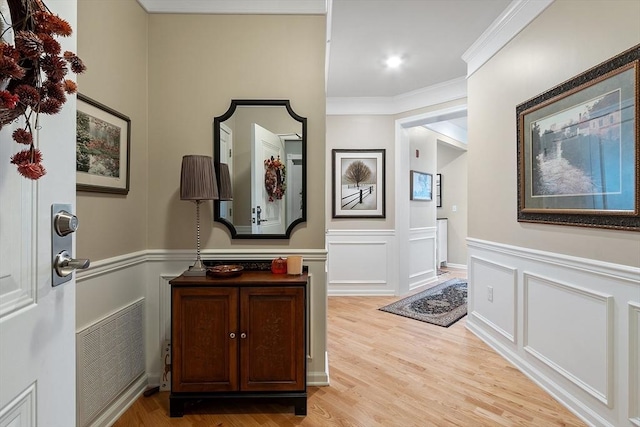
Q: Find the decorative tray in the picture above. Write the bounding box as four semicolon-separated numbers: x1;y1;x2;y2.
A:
206;264;244;278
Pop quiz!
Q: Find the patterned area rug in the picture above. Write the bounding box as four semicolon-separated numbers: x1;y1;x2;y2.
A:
379;279;467;327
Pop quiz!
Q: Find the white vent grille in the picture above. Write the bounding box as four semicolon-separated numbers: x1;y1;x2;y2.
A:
77;299;144;427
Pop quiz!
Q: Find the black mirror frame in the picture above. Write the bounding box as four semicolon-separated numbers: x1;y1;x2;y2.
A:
213;99;307;239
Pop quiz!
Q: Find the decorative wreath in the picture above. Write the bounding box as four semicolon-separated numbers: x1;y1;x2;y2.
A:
264;155;286;201
1;0;86;179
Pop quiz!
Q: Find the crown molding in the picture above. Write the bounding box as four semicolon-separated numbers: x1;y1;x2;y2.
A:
326;76;467;115
136;0;327;14
462;0;554;77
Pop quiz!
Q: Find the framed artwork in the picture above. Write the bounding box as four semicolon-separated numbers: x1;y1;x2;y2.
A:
517;44;639;231
436;173;442;207
332;149;385;218
410;170;432;201
76;94;131;194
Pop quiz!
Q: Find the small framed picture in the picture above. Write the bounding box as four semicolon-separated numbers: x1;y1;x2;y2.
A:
410;170;432;201
332;149;385;218
436;173;442;207
76;94;131;194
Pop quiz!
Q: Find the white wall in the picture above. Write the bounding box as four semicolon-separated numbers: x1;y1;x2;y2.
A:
437;140;468;267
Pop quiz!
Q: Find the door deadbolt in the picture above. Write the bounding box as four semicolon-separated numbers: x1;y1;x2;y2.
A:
54;210;79;236
51;204;90;287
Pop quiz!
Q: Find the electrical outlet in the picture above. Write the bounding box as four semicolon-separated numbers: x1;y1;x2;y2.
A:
452;205;457;212
487;286;493;302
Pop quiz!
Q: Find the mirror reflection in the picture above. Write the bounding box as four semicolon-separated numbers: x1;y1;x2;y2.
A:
213;100;306;239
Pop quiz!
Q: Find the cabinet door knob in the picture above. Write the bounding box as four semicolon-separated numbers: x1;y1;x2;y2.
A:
229;333;236;339
240;333;247;339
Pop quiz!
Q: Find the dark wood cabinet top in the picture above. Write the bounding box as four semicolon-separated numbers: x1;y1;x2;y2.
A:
169;271;308;287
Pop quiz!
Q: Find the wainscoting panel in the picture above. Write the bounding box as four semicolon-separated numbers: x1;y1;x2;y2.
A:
76;249;329;426
630;302;640;426
408;227;437;290
468;256;517;343
466;238;640;427
0;383;35;427
327;230;396;295
147;250;329;389
523;273;613;406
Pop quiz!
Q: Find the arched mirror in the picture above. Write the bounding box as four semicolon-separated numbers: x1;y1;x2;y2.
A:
213;100;307;239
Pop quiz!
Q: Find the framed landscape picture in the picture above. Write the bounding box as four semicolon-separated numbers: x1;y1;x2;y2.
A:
76;94;131;194
332;149;385;218
517;44;639;231
410;170;432;201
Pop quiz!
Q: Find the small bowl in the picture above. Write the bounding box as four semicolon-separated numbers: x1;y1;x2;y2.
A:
207;264;244;278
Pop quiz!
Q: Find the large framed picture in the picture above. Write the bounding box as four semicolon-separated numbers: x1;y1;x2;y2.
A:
410;170;432;201
332;149;385;218
517;44;639;231
76;94;131;194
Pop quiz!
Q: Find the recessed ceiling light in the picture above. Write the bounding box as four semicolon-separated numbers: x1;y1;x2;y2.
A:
386;56;403;68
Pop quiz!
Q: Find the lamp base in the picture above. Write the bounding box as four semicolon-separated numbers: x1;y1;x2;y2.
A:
183;259;207;276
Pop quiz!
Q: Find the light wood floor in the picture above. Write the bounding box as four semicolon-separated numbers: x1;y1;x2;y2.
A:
113;270;586;427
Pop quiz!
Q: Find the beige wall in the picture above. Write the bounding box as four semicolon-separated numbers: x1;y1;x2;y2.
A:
76;0;149;261
437;141;467;266
326;115;396;228
408;127;437;228
147;14;326;251
468;0;640;266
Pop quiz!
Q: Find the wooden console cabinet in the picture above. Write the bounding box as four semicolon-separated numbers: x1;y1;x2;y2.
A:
168;271;307;417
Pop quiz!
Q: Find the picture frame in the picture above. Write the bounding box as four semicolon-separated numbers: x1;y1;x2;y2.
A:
332;149;385;218
517;44;639;231
436;173;442;207
76;94;131;194
410;170;432;201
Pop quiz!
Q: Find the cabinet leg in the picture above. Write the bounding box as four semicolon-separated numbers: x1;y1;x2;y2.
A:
294;397;307;416
169;398;184;417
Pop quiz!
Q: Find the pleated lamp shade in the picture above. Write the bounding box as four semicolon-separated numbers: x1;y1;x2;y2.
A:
180;155;218;201
218;163;233;201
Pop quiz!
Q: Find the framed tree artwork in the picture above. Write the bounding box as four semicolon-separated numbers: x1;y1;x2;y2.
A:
332;149;385;218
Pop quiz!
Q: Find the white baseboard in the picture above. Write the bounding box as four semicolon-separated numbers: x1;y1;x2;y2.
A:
443;262;467;270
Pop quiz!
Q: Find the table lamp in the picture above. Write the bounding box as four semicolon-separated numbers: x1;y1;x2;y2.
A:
180;155;218;276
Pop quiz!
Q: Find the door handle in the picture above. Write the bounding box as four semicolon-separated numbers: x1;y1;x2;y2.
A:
54;250;90;277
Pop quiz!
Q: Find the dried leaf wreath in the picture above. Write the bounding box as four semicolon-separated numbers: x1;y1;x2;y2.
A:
264;155;286;202
1;0;86;179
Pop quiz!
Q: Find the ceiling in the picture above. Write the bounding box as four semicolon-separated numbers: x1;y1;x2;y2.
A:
326;0;510;98
137;0;514;141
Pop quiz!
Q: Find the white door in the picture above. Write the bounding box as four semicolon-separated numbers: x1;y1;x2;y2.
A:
251;123;285;234
286;153;303;224
219;122;234;223
0;1;78;426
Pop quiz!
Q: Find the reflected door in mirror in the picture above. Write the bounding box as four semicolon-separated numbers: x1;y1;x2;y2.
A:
252;124;285;234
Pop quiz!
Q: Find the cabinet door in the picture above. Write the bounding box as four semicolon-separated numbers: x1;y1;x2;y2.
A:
172;287;238;392
239;286;305;391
